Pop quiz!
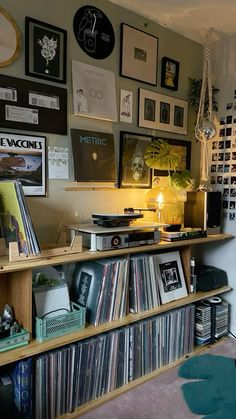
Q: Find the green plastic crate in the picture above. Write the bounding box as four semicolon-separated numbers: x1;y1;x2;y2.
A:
35;302;86;342
0;328;30;353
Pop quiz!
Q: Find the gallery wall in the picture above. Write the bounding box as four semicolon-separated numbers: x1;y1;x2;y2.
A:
0;0;203;242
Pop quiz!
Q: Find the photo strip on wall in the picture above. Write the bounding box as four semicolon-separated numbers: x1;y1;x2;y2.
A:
209;89;236;222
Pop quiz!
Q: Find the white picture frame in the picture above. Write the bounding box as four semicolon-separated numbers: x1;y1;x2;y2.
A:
120;89;133;123
72;60;118;122
138;88;188;135
153;251;188;304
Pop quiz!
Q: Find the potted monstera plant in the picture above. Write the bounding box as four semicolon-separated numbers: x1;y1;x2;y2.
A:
144;138;194;225
144;138;193;189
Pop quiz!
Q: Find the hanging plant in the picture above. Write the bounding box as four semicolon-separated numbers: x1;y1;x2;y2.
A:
188;77;219;117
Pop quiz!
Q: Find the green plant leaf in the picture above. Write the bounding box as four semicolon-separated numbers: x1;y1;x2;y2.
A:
144;139;181;170
170;170;193;190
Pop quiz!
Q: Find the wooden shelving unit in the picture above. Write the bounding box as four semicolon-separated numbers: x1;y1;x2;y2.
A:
0;232;233;415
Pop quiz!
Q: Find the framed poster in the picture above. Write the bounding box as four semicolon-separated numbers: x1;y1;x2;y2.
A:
153;138;191;178
153;251;188;304
25;16;67;84
138;88;188;135
119;131;153;188
161;57;179;91
120;23;158;85
72;60;117;121
70;128;116;186
0;132;46;196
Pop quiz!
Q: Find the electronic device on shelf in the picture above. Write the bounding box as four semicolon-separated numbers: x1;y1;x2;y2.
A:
68;221;167;251
161;228;207;242
92;212;143;228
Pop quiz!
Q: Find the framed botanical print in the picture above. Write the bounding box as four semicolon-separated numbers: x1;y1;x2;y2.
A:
138;88;188;135
161;57;179;91
120;23;158;86
25;17;67;84
119;131;153;188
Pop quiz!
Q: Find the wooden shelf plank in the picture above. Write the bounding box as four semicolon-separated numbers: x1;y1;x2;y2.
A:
0;285;231;367
0;233;233;273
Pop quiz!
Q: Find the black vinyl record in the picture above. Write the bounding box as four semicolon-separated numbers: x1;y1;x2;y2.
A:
73;5;115;59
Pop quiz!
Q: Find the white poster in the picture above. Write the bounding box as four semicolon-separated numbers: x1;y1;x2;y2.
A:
120;89;133;123
48;146;69;179
72;60;118;122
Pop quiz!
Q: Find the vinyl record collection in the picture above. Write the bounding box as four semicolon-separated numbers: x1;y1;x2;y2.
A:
35;304;195;418
195;297;229;345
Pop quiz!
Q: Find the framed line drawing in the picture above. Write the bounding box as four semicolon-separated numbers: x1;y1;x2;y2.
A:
0;132;46;196
138;88;188;135
119;131;153;188
120;89;133;123
25;17;67;84
153;138;191;178
120;23;158;86
153;251;188;304
161;57;179;91
72;60;117;122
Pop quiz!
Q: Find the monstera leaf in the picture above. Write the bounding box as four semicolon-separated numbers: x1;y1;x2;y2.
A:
170;170;193;190
144;139;181;171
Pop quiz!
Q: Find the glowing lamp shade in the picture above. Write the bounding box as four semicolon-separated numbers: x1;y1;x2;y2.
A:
145;186;184;225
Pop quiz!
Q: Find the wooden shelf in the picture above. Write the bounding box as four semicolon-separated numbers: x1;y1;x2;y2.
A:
0;233;233;273
0;285;231;367
58;337;229;418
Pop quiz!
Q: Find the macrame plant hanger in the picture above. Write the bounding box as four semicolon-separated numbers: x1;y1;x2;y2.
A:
195;28;216;182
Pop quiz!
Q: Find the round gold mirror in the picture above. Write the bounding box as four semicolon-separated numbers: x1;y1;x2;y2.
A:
0;7;21;67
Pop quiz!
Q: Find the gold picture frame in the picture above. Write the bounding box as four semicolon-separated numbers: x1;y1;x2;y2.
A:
0;7;21;67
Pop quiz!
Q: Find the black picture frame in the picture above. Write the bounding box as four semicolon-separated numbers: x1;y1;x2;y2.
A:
25;17;67;84
0;131;46;196
120;23;158;86
161;57;179;91
153;138;191;178
119;131;153;189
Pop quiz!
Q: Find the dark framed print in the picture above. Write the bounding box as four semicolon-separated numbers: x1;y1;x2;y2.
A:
120;23;158;86
119;131;153;188
161;57;179;91
0;131;46;196
153;138;191;178
25;17;67;84
138;88;188;135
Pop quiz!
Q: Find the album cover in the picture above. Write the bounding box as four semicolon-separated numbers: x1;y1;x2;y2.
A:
71;128;116;184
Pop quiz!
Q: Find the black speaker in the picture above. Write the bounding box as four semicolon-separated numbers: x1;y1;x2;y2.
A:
184;191;221;234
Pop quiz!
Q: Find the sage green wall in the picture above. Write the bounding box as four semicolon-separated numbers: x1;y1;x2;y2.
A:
1;0;203;242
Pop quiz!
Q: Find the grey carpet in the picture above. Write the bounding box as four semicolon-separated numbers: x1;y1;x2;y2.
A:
78;337;236;419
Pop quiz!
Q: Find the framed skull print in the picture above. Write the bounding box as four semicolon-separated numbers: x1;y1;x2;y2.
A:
119;131;153;188
25;17;67;84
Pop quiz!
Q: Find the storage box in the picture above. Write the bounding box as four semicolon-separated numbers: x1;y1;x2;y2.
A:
35;302;86;342
0;328;30;353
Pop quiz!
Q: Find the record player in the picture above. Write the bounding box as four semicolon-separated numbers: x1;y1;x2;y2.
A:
68;211;167;251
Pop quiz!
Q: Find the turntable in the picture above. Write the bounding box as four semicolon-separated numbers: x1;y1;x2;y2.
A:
68;212;167;251
92;212;143;227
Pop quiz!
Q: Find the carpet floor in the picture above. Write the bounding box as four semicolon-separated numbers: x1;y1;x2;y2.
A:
77;337;236;419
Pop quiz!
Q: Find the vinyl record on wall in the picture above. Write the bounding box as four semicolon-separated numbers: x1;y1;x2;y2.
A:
73;5;115;59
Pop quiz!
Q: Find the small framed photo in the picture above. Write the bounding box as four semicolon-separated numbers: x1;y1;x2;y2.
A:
25;17;67;84
138;88;188;135
120;23;158;86
120;89;133;123
161;57;179;91
154;251;188;304
119;131;153;188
